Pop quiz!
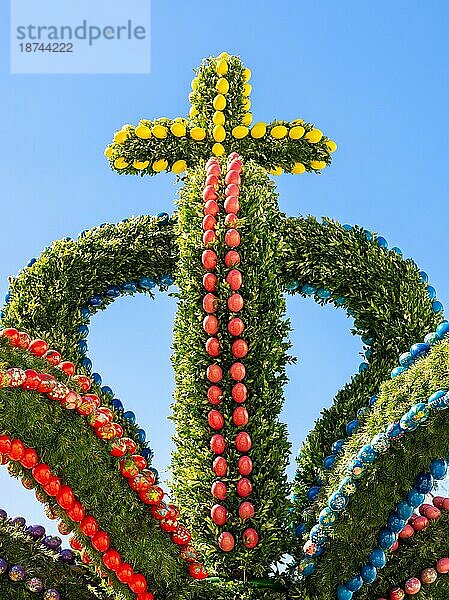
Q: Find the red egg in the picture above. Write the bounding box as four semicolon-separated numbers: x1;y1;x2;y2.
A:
238;455;253;475
103;549;121;571
226;269;242;291
419;503;433;515
202;249;218;270
56;485;75;510
225;229;241;248
43;349;62;365
225;183;240;197
207;364;223;383
43;476;61;497
208;410;224;430
225;170;241;185
412;516;429;531
421;567;438;584
436;557;449;573
389;588;405;600
21;369;41;391
211;504;228;526
210;434;226;454
433;496;445;509
233;406;249;427
232;383;248;403
116;563;134;583
0;435;12;454
230;362;246;381
203;315;219;335
67;500;85;523
203;230;217;246
203;293;218;313
218;531;235;552
228;293;244;312
80;515;98;537
398;524;414;539
17;331;30;348
236;432;252;452
203;185;218;202
404;578;421;595
20;447;38;469
32;463;52;485
239;501;255;520
203;215;217;231
224;196;240;214
442;498;449;511
236;478;253;498
242;527;258;549
213;456;228;477
203;273;217;292
1;328;20;345
225;213;238;227
390;540;399;552
207;385;223;405
232;339;248;358
206;174;219;186
129;574;147;594
9;439;25;461
211;481;227;500
225;250;241;267
424;506;441;520
204;200;220;216
228;317;244;336
206;163;220;176
59;361;75;376
28;339;49;357
206;337;221;357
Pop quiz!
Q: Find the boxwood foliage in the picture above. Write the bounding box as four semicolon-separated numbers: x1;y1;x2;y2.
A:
280;217;439;518
0;516;109;600
305;338;449;599
171;160;292;578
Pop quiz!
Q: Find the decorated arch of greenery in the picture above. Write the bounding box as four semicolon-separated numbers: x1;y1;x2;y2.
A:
1;53;449;600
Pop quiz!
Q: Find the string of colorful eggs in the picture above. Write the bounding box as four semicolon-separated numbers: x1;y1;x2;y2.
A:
0;435;153;599
203;153;258;553
336;458;448;599
0;333;207;582
377;555;449;599
0;556;60;598
297;391;449;578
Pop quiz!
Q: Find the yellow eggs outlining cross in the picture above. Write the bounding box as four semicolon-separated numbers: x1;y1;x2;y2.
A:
105;52;337;177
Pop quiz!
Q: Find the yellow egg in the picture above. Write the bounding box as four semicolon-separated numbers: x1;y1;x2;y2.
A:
135;125;152;139
190;127;206;141
133;160;149;170
305;128;323;143
172;159;187;174
213;125;226;143
189;92;196;103
189;106;199;117
212;142;225;156
326;140;337;153
251;122;267;138
243;68;251;82
310;160;326;170
216;78;229;94
232;125;249;139
114;157;129;169
216;59;228;75
152;159;168;172
171;122;186;137
213;94;226;111
291;118;304;125
152;125;168;139
213;111;225;126
191;77;199;91
219;52;230;59
104;146;113;158
269;166;283;176
243;98;251;111
174;117;186;123
292;162;306;174
241;113;252;126
243;83;252;97
114;130;128;144
289;126;305;140
270;125;288;139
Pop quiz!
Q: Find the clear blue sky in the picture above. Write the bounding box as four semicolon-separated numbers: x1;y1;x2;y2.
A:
0;1;449;538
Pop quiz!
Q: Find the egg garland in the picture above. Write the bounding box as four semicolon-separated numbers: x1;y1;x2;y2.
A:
378;555;449;600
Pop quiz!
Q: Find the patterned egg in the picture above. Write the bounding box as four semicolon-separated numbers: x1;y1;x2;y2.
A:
26;578;44;592
346;459;365;479
346;574;363;592
378;528;396;550
415;473;434;494
386;422;404;440
329;491;347;512
298;558;315;576
44;591;61;600
9;564;26;581
318;507;338;528
428;390;446;410
420;567;437;584
0;558;7;574
339;477;358;497
388;513;406;533
357;444;378;464
370;433;390;453
309;524;327;545
404;577;421;594
430;458;447;480
369;547;386;568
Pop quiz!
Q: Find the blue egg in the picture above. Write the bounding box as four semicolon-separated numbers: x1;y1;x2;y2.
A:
160;274;175;286
4;292;11;303
369;548;386;568
360;564;377;583
314;544;325;557
331;439;345;455
377;236;388;248
364;349;373;360
391;246;402;255
156;211;170;224
424;331;440;346
335;297;346;305
436;321;449;339
337;585;353;600
347;308;355;317
338;476;358;498
346;575;363;592
432;300;444;313
426;285;436;299
122;281;137;293
323;455;336;470
81;357;92;370
77;340;88;354
357;406;370;419
139;276;157;290
369;395;378;407
391;366;405;378
302;284;316;295
430;458;447;480
428;389;447;410
150;467;159;481
386;422;404;440
142;448;153;461
407;488;425;508
399;352;413;367
307;486;321;502
105;286;121;298
357;445;378;464
0;310;4;319
329;492;347;512
111;398;123;411
378;528;396;550
317;288;332;300
299;558;315;576
310;524;327;545
123;411;136;423
346;459;365;479
27;258;37;267
318;506;338;528
415;472;434;494
342;224;352;231
78;229;89;237
370;433;390;453
364;230;373;241
78;325;89;337
361;335;373;346
136;428;146;443
388;513;406;533
295;523;307;538
346;420;360;435
286;280;299;291
396;500;414;521
419;271;428;282
399;412;417;432
359;362;369;373
88;294;103;307
409;402;429;424
80;308;91;320
90;374;102;387
100;386;113;398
